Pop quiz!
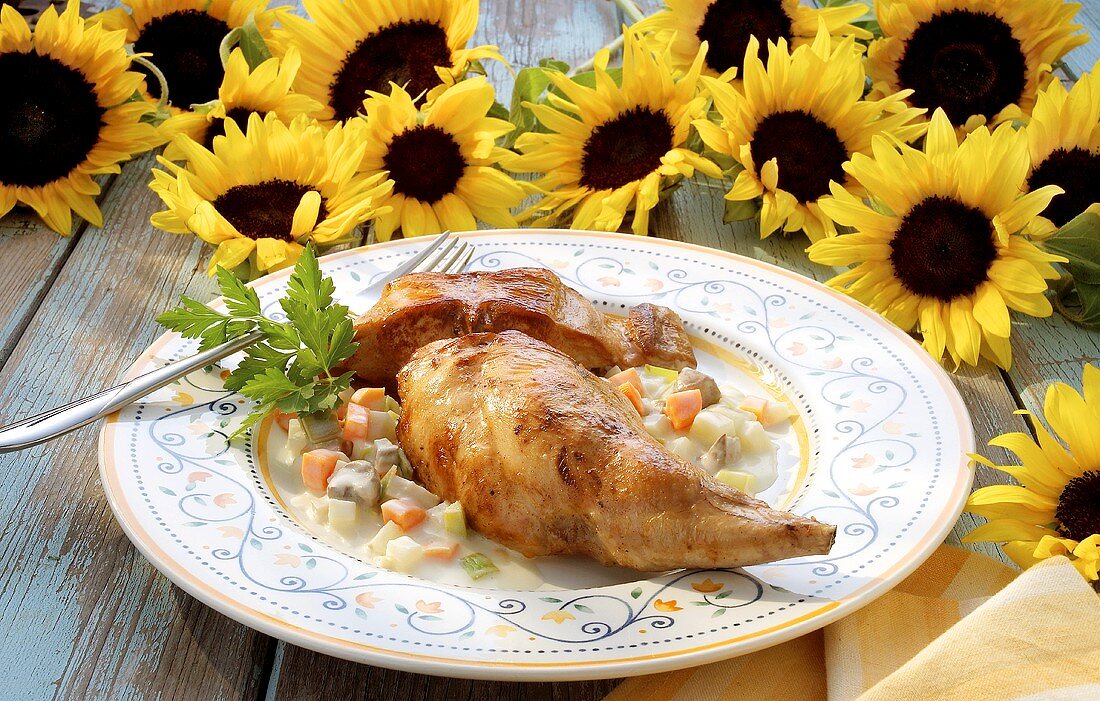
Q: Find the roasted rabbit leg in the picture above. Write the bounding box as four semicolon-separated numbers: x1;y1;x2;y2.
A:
396;331;835;571
346;267;695;390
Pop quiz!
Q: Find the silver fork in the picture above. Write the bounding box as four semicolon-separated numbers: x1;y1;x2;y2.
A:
0;233;474;453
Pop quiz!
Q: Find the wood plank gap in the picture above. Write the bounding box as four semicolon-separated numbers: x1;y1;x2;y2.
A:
255;637;281;701
0;171;123;371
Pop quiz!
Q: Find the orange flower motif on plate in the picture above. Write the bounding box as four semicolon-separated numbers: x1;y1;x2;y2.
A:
355;592;382;608
541;610;576;624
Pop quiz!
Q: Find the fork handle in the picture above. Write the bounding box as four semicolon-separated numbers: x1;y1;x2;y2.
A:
0;330;263;453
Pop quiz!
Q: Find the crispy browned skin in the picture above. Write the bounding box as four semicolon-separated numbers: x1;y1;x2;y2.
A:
396;331;835;571
346;268;695;390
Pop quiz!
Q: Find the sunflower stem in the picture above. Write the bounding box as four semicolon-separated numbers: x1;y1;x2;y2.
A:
610;0;646;24
568;34;624;76
129;55;170;112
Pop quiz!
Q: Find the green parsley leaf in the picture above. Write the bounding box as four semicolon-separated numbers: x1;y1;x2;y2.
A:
157;243;360;438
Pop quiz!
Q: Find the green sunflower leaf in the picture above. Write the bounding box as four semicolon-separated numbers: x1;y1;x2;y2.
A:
723;197;761;223
1044;208;1100;330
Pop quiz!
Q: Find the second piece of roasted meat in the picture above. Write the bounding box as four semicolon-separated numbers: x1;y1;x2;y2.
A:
396;330;835;571
345;267;696;389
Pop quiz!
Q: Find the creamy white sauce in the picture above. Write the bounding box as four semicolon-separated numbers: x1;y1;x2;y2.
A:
621;366;783;496
264;364;791;589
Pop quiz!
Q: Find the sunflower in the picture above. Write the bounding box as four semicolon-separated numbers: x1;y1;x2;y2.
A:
0;1;159;235
357;77;524;240
1021;63;1100;238
159;47;324;160
697;29;926;242
634;0;871;79
271;0;504;125
150;113;392;276
807;109;1065;370
93;0;282;113
965;364;1100;582
510;30;720;236
866;0;1088;129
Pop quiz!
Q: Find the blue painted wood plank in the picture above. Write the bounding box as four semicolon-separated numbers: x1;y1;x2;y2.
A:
0;151;271;700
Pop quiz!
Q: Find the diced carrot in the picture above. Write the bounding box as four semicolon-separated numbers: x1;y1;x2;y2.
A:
274;410;297;431
607;367;645;396
664;389;703;430
618;382;646;415
342;403;371;441
380;499;427;531
423;542;459;559
301;449;345;493
351;387;387;411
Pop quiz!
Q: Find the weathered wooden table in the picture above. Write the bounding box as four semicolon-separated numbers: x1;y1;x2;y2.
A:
0;1;1097;698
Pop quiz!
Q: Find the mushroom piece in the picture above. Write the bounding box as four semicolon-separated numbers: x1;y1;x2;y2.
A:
701;435;742;474
327;460;380;507
373;438;402;477
673;367;721;407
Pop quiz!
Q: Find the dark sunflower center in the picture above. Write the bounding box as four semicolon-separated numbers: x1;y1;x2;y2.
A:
133;10;230;109
889;197;998;301
1056;470;1100;542
579;107;674;191
1026;147;1100;228
329;20;453;122
202;106;255;150
696;0;793;75
0;52;105;187
750;110;848;202
896;9;1027;123
383;125;466;203
211;179;328;241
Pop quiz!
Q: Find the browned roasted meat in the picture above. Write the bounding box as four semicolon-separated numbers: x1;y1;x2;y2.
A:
396;331;835;571
345;268;695;389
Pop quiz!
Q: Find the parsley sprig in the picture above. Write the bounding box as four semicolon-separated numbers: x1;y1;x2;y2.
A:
157;245;358;437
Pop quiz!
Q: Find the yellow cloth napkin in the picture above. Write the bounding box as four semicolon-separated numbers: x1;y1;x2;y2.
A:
604;546;1100;701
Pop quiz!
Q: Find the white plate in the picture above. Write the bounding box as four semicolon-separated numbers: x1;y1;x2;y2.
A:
99;230;974;680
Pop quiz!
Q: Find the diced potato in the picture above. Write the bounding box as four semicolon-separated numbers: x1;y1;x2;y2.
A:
742;422;773;453
688;410;732;447
443;501;467;538
366;410;397;441
285;419;308;455
664;436;698;462
384;475;441;509
350;440;376;462
368;521;403;554
274;410;297;431
386;536;425;572
715;469;756;494
761;401;792;427
642;412;673;437
328;498;358;527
